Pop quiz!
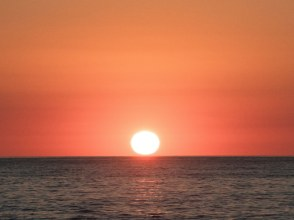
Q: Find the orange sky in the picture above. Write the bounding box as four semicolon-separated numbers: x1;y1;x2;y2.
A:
1;0;294;156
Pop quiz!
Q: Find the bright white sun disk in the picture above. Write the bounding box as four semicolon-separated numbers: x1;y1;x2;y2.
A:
131;131;160;155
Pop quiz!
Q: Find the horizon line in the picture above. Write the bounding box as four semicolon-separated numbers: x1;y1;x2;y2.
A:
0;155;293;159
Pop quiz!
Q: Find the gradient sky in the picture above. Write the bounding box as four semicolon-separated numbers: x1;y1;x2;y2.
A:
1;0;293;156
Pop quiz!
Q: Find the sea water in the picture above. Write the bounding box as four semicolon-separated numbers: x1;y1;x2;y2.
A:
0;157;293;219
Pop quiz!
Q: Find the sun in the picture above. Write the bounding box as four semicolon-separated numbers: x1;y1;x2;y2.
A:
130;130;160;155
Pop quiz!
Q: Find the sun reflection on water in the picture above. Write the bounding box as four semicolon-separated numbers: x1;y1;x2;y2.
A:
128;177;167;217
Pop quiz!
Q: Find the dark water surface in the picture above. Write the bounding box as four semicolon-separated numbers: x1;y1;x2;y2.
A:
0;157;293;219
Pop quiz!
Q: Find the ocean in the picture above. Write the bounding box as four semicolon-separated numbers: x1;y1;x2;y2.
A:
0;157;293;219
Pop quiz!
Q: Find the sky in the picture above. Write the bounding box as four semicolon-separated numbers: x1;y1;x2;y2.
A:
0;0;293;156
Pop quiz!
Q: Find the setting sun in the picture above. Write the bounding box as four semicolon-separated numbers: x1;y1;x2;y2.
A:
130;131;160;155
